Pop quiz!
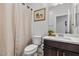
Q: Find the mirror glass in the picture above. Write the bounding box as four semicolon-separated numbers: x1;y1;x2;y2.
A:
48;3;78;34
76;4;79;34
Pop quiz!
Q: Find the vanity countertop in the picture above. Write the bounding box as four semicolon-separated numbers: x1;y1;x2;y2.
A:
43;36;79;45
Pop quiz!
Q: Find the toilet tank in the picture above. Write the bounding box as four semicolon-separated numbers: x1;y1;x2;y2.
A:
32;35;42;45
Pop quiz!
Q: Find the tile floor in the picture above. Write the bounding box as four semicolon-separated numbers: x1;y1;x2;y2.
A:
37;46;43;56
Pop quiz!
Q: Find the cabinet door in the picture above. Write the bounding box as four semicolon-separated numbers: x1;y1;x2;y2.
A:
64;51;79;56
44;46;57;56
51;48;57;56
58;49;63;56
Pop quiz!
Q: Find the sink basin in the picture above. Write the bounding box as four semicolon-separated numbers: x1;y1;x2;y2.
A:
55;36;71;40
56;36;79;42
43;36;71;41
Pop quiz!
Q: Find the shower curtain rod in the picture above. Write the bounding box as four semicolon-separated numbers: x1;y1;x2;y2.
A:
22;3;33;11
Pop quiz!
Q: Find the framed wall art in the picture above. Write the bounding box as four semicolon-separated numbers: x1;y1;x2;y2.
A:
34;8;46;21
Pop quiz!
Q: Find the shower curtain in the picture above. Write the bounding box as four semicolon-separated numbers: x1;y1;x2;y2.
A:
0;4;7;56
0;3;32;56
14;3;32;56
0;3;14;56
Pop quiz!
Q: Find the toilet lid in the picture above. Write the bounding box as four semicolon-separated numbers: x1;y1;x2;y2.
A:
25;44;38;52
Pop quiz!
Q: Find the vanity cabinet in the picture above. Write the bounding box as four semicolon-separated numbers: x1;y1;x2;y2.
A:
44;40;79;56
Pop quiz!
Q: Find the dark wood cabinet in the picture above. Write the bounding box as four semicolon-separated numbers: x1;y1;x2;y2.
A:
44;40;79;56
44;46;57;56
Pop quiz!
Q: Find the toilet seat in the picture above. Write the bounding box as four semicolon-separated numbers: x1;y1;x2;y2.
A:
24;44;38;55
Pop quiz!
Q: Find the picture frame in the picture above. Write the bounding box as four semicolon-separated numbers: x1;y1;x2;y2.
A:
34;8;46;21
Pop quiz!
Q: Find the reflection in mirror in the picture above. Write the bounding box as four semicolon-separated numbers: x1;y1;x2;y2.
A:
76;4;79;34
48;3;78;34
56;15;68;34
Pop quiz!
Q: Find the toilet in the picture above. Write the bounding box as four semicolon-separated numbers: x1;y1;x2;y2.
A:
23;35;42;56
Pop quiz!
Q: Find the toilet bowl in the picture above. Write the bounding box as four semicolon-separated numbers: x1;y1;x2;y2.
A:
23;35;42;56
24;44;38;56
